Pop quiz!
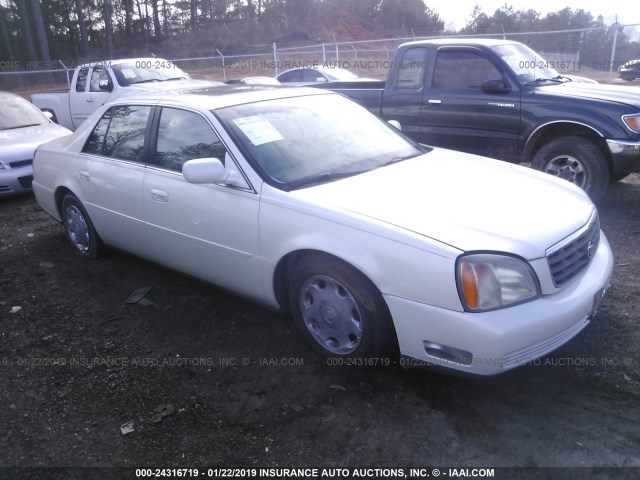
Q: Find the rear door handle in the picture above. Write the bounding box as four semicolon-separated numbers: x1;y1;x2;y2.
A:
150;188;168;202
428;99;442;104
86;97;95;103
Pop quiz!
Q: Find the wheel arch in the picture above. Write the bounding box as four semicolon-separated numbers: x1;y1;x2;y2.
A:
54;186;75;219
273;249;385;314
524;121;612;169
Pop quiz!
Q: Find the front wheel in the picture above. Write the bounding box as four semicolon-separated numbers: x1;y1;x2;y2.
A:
288;254;397;360
531;136;609;202
61;193;105;258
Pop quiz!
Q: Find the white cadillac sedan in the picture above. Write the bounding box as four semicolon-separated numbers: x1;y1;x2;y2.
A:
32;86;614;375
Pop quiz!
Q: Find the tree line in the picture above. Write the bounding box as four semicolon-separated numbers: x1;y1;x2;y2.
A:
0;0;638;68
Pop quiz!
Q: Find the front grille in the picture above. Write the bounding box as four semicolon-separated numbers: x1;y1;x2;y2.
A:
547;213;600;287
8;159;32;169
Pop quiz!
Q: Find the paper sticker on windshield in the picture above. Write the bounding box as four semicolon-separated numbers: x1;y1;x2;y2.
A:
234;116;284;146
121;68;137;79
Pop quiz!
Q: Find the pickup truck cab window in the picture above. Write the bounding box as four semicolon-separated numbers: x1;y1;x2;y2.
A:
394;47;428;89
82;105;151;162
151;108;227;172
89;67;110;92
433;50;502;90
75;68;89;92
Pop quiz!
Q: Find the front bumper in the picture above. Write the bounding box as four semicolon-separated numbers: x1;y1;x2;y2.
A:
0;166;34;196
385;232;614;376
607;139;640;173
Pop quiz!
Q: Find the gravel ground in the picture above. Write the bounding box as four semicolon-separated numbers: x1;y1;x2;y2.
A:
1;175;639;480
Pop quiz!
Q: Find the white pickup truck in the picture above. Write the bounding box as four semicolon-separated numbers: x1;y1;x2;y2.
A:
31;58;210;131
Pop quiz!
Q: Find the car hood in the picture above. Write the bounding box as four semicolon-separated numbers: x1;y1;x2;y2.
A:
290;148;595;259
537;82;640;108
0;123;71;162
121;78;216;95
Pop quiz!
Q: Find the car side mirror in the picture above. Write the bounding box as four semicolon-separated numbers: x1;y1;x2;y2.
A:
98;79;113;92
482;79;510;94
183;158;227;184
42;110;54;121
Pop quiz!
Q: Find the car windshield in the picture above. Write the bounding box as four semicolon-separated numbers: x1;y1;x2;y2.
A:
0;97;47;130
216;94;424;190
492;43;564;85
112;61;190;86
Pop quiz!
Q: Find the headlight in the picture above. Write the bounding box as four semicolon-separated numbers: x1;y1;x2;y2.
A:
457;254;540;311
622;114;640;133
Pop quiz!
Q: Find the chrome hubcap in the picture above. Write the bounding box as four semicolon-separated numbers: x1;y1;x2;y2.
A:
300;275;363;354
65;205;90;254
545;155;586;188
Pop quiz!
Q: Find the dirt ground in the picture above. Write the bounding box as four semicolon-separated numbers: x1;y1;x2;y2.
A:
1;174;639;480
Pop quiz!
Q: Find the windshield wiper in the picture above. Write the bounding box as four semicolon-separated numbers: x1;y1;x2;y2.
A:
524;77;564;86
288;169;370;190
2;123;41;130
377;152;423;168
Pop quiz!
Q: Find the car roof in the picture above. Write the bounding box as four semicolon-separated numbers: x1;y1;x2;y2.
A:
401;38;519;48
105;84;334;111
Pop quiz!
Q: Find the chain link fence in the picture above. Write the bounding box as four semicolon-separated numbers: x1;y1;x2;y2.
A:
2;23;640;94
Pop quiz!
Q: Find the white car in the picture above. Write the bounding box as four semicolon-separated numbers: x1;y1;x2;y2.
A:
276;66;378;86
0;91;71;196
32;87;613;375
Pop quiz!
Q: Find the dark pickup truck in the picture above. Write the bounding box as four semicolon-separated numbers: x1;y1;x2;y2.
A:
319;38;640;200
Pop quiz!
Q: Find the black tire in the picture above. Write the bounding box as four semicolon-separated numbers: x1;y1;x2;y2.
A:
61;193;105;258
288;253;397;360
531;136;609;202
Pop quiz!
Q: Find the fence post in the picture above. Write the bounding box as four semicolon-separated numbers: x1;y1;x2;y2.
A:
322;44;326;63
351;45;358;74
273;42;278;76
608;24;618;84
216;49;226;81
59;60;71;88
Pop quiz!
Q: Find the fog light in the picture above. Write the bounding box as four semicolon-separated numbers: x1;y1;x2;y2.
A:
423;341;473;365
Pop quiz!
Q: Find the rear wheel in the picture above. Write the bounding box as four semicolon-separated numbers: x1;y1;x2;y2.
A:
532;136;609;202
288;254;397;360
61;193;105;258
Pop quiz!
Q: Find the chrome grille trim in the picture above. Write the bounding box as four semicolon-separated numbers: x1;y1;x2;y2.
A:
546;211;600;288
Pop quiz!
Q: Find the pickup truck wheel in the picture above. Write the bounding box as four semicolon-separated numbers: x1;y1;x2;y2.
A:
61;194;105;258
532;137;609;202
288;254;396;360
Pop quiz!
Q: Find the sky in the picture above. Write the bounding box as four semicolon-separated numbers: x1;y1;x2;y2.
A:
425;0;640;31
